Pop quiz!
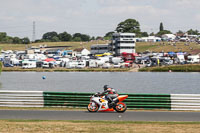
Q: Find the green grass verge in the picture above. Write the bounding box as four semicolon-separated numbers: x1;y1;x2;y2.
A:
139;64;200;72
136;42;200;53
1;119;200;133
0;62;2;72
0;40;108;51
3;119;200;124
1;41;200;53
2;67;131;72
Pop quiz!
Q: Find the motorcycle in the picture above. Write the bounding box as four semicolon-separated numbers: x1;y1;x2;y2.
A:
87;92;128;113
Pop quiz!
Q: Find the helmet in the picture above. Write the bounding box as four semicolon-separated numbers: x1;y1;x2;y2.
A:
103;85;109;91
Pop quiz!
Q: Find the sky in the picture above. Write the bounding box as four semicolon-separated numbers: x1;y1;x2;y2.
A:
0;0;200;40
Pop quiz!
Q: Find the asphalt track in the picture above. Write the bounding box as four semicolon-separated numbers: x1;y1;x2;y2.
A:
0;110;200;121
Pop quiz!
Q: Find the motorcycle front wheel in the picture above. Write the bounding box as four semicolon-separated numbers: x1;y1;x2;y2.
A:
114;102;127;113
87;102;99;112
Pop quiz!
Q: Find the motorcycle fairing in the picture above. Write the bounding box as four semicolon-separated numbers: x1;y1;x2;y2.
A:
92;97;114;112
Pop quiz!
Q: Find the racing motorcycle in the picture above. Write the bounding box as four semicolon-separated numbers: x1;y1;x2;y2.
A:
87;92;128;113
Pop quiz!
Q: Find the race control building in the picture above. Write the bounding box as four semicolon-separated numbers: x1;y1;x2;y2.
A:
110;33;136;56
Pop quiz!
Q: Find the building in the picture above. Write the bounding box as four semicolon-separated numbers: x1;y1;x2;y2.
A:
162;34;176;41
73;48;91;56
90;44;109;55
141;36;161;42
110;33;136;56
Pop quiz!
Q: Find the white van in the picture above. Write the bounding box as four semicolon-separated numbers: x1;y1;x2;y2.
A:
22;60;36;68
187;55;200;63
111;57;123;64
102;63;111;68
66;61;78;68
89;60;98;68
76;61;86;68
177;54;185;64
42;61;50;68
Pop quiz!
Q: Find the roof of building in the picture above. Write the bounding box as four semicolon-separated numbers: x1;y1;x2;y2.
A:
73;48;84;52
189;49;200;55
91;44;109;47
112;33;136;36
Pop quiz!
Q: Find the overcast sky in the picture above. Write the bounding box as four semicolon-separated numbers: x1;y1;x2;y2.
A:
0;0;200;40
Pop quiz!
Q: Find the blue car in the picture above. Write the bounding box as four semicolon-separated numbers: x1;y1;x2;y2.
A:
4;64;14;67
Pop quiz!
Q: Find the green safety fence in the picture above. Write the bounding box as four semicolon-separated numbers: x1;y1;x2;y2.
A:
43;92;171;110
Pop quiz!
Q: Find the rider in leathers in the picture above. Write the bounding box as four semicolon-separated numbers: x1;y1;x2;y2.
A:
99;85;119;106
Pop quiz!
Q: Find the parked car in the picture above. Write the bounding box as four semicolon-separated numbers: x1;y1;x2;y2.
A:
161;59;173;65
113;63;121;68
102;63;111;68
76;61;86;69
42;61;50;68
187;55;200;64
4;63;14;67
22;60;37;69
66;61;78;68
121;62;132;68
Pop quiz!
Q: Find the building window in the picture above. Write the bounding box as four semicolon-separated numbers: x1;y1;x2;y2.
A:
117;41;135;43
117;46;135;49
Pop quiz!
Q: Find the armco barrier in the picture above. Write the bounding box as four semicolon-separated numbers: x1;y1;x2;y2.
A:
121;93;171;110
0;90;44;107
1;90;200;110
43;92;91;108
171;94;200;111
43;92;171;110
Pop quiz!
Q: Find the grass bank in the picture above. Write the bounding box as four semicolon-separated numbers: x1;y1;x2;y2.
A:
0;62;2;72
2;67;131;72
139;64;200;72
136;42;200;53
0;120;200;133
0;40;108;51
1;41;200;53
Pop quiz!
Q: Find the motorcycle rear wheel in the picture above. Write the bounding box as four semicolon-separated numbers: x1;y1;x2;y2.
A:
114;102;127;113
87;102;99;112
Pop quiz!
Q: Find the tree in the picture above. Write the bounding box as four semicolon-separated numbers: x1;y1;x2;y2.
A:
140;32;148;37
150;32;155;36
187;29;199;35
115;19;141;35
13;37;22;44
72;33;90;42
51;36;60;42
0;32;32;44
73;37;82;42
96;36;103;40
34;39;43;43
73;33;82;39
176;30;184;34
81;34;90;41
4;36;13;43
91;36;95;40
104;31;115;40
42;31;58;41
21;37;30;44
159;22;164;31
104;31;115;37
58;32;72;41
0;32;7;42
156;30;172;37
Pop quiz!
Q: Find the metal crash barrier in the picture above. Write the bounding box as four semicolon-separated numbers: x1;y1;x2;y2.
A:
43;92;171;110
1;90;200;110
0;90;44;107
171;94;200;111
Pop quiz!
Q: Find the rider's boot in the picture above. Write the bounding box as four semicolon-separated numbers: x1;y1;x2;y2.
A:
108;101;115;108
